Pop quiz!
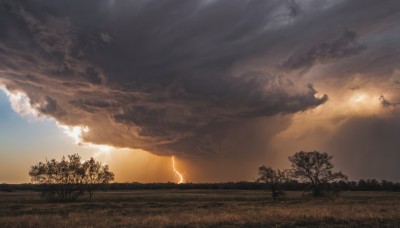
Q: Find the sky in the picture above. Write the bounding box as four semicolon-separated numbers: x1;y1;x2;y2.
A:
1;0;400;183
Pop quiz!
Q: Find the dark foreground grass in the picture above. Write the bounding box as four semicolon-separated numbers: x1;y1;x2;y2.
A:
1;190;400;227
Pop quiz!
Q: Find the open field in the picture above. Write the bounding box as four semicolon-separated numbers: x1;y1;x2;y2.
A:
1;190;400;227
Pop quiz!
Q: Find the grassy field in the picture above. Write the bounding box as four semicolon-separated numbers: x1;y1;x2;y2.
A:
1;190;400;227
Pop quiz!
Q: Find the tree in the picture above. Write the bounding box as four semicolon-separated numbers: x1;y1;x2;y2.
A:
29;154;114;201
257;166;288;200
82;158;114;200
288;151;347;197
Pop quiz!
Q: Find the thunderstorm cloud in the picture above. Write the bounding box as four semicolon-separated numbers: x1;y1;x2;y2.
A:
1;0;400;180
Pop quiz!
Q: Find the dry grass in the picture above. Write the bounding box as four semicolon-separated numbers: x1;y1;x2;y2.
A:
1;190;400;227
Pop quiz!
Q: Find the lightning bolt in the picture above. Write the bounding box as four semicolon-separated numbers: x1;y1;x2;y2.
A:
172;156;184;184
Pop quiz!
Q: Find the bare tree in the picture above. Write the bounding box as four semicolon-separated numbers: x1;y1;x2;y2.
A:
257;166;288;200
29;154;114;201
288;151;347;197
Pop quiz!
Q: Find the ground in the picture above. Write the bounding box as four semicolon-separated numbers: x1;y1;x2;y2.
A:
1;190;400;227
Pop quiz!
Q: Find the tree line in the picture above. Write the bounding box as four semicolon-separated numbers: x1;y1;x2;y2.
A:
2;179;400;193
2;179;400;192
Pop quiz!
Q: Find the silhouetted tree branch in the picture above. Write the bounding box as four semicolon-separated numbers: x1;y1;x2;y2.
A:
257;166;289;200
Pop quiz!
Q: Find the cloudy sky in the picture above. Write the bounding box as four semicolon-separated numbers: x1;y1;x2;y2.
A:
1;0;400;183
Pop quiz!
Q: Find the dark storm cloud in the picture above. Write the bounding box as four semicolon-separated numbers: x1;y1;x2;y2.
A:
0;0;399;160
282;30;367;72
